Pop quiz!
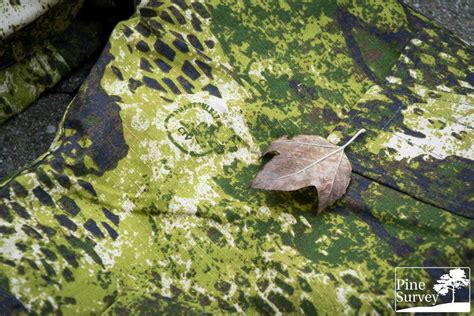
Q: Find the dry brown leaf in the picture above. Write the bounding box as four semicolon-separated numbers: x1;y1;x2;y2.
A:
251;129;365;213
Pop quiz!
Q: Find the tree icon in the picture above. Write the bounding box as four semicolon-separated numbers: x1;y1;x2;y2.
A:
433;269;469;303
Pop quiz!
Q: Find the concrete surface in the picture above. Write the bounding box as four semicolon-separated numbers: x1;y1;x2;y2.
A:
404;0;474;45
0;1;472;180
0;59;95;179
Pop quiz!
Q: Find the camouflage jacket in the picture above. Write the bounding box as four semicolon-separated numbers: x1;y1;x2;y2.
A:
0;0;473;314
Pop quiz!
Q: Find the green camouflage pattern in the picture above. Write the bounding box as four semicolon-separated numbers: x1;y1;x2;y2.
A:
328;8;474;215
0;0;473;314
0;0;104;124
0;21;105;125
0;0;84;68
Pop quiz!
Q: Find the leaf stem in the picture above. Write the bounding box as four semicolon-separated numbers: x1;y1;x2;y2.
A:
340;128;366;149
273;129;366;180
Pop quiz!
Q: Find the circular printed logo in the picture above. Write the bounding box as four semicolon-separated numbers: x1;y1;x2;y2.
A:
165;102;233;156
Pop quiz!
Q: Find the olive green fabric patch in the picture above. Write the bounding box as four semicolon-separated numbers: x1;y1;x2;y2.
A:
328;7;474;216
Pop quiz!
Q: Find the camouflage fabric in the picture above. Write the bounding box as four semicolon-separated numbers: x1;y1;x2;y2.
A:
0;0;105;124
0;0;84;68
0;0;473;314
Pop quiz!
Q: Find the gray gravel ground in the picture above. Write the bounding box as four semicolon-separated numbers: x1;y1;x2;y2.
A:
404;0;474;45
0;94;71;179
0;59;96;180
0;1;473;180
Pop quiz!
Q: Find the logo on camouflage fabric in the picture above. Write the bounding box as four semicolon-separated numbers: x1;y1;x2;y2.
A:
395;267;470;313
165;102;230;156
